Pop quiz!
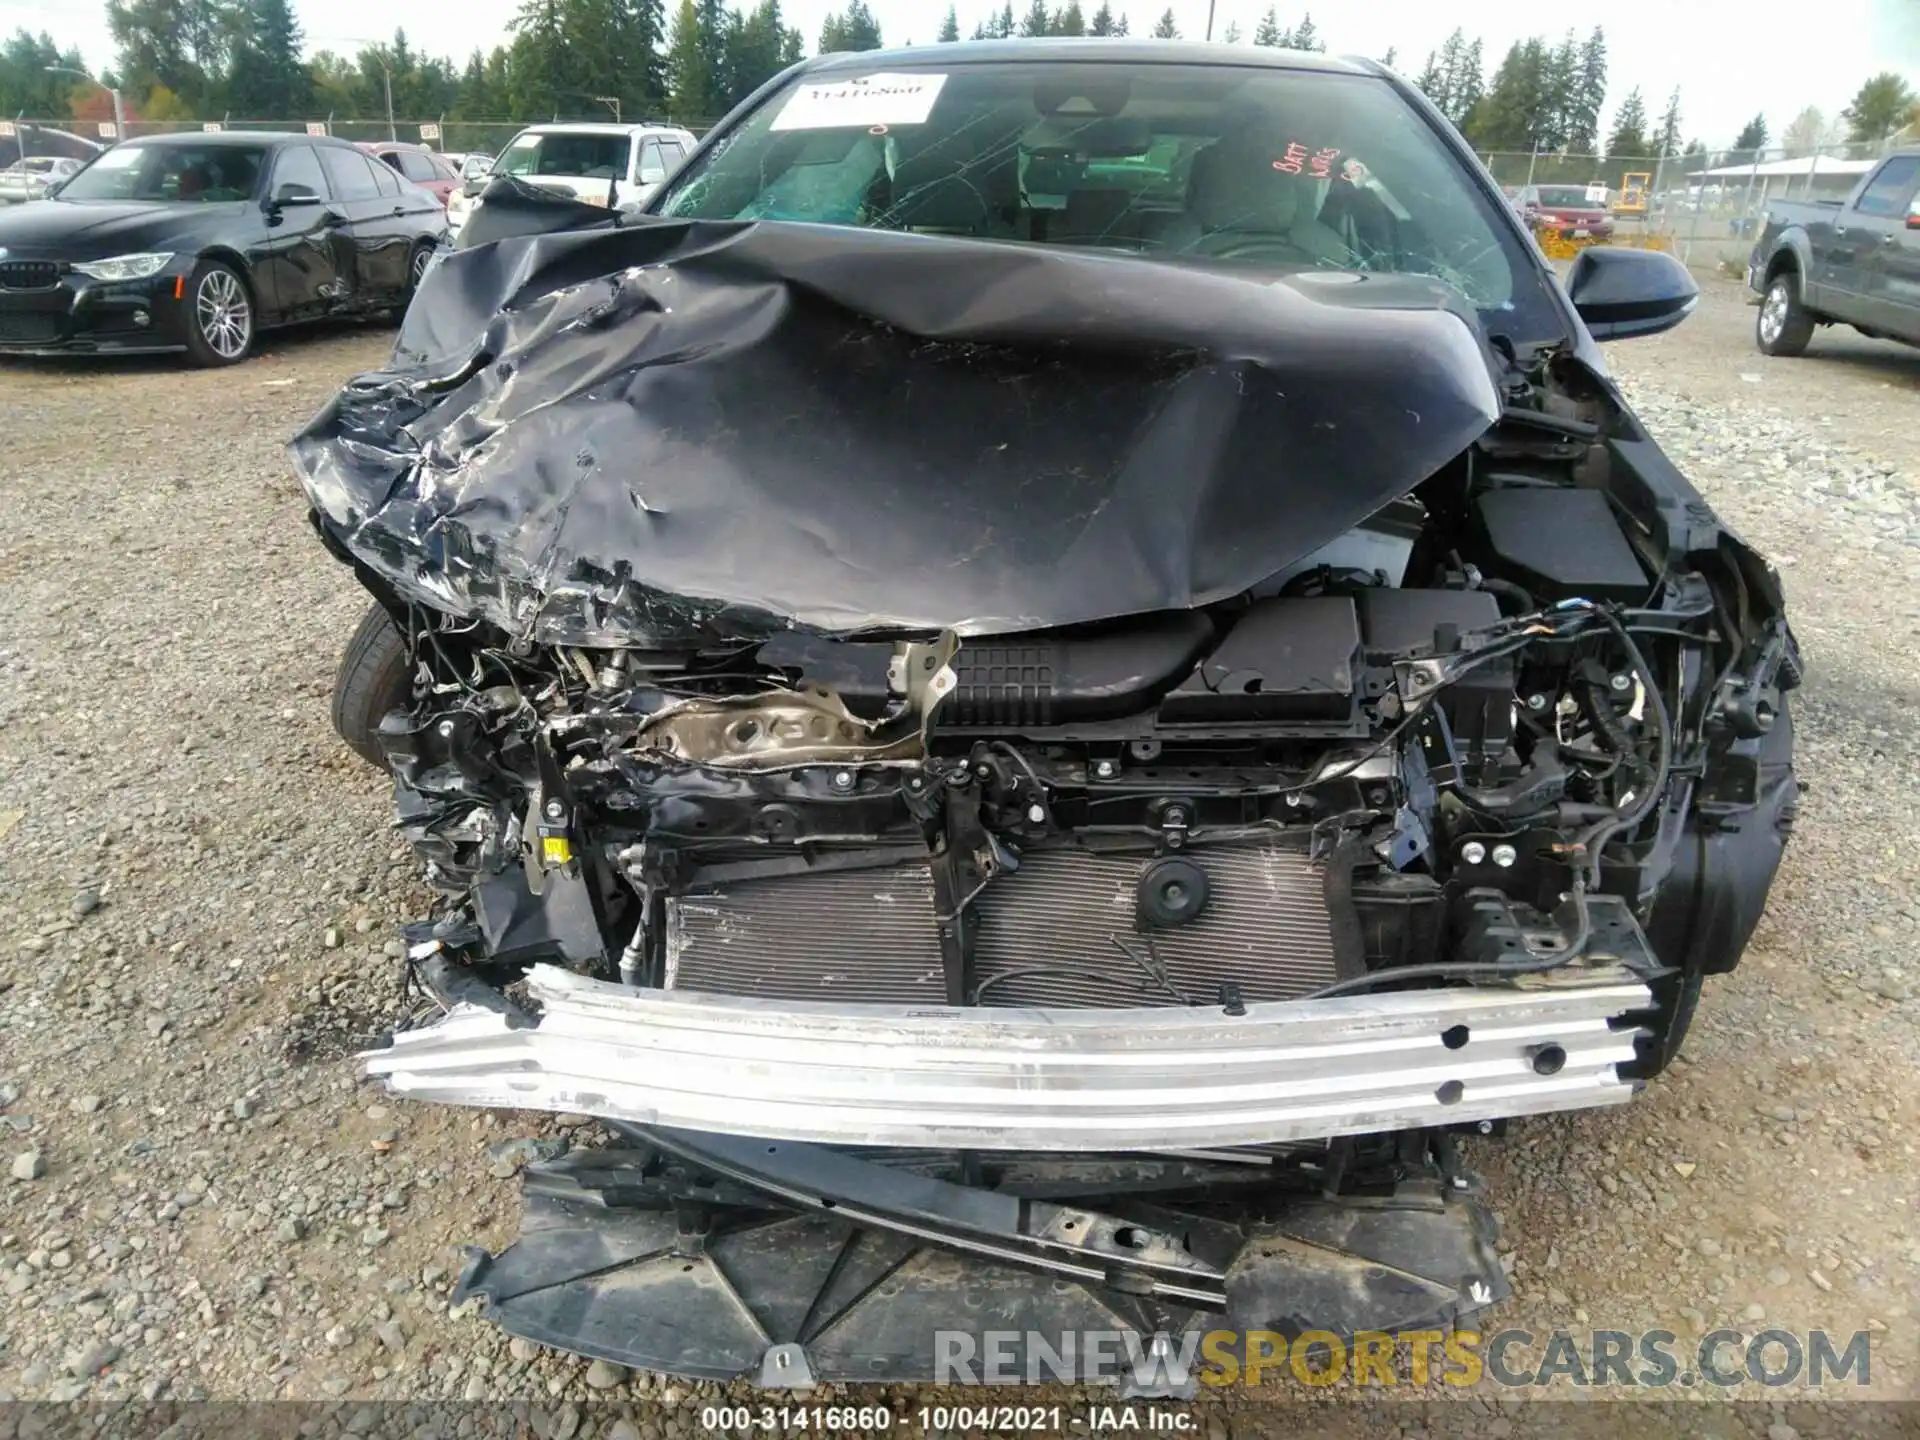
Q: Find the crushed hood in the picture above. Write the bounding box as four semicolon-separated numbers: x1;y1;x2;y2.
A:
292;209;1502;645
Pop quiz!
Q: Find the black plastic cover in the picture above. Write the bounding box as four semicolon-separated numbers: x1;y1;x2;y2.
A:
291;209;1502;645
1158;596;1359;724
1472;486;1650;604
945;613;1214;726
1357;586;1512;759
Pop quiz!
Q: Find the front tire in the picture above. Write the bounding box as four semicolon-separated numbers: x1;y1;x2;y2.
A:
331;602;413;768
400;241;436;313
183;258;255;367
1756;271;1814;357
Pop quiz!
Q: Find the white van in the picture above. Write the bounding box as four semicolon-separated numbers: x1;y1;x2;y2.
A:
447;122;697;234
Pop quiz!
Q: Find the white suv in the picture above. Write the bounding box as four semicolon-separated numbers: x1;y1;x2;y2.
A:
447;122;697;234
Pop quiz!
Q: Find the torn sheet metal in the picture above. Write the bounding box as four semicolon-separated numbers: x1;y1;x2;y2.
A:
291;210;1501;646
362;964;1649;1149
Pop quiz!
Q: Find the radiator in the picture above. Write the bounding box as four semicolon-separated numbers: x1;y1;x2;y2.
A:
664;841;1342;1007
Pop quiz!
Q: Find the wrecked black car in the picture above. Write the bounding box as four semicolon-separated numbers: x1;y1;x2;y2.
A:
294;41;1801;1387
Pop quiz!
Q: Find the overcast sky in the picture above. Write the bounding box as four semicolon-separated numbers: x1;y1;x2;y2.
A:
8;0;1917;144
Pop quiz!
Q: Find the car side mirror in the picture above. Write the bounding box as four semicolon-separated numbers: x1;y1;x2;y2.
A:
272;182;321;207
1564;246;1698;341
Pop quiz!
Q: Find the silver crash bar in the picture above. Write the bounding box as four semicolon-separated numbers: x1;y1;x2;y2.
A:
363;965;1650;1150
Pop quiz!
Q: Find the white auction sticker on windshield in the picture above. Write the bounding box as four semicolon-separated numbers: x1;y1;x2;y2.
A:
770;73;947;131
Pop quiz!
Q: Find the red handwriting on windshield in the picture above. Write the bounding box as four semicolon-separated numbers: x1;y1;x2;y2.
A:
1274;143;1345;178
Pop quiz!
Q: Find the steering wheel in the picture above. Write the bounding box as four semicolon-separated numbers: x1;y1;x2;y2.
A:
1193;234;1321;265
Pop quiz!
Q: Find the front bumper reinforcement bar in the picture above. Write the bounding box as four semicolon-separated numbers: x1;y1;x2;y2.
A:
364;964;1650;1149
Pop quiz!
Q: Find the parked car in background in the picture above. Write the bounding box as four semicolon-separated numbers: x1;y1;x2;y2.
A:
0;156;83;205
1749;149;1920;356
0;132;448;365
446;121;695;235
359;141;461;207
438;152;492;184
1513;183;1615;241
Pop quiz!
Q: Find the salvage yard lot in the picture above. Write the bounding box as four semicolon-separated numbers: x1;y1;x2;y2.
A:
1;277;1917;1421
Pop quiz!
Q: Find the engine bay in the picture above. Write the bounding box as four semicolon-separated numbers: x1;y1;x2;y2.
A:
356;437;1798;1078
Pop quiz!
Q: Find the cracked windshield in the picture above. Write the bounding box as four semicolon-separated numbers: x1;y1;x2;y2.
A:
660;60;1521;315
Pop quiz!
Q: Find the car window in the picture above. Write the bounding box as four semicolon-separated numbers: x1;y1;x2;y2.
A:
659;140;686;167
395;150;438;182
496;131;630;179
271;144;330;200
659;61;1541;327
639;139;665;180
319;146;382;202
1854;157;1920;218
1533;186;1592;208
58;142;266;202
369;159;402;197
428;153;459;180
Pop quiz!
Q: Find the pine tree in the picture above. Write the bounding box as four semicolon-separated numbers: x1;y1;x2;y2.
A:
1453;38;1484;126
1604;86;1649;162
1656;86;1682;157
666;0;712;119
1379;46;1395;68
1020;0;1052;36
1539;30;1578;150
1150;8;1177;38
937;5;959;40
1110;10;1128;34
1220;21;1241;43
1732;113;1768;151
1252;7;1282;46
819;0;881;52
1569;26;1606;155
1288;13;1319;51
1414;49;1443;105
1051;1;1086;33
1089;1;1115;34
225;0;309;117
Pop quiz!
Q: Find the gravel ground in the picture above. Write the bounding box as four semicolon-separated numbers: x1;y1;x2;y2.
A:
0;279;1916;1431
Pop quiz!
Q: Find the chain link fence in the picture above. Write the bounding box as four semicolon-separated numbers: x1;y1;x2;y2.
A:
1478;140;1911;272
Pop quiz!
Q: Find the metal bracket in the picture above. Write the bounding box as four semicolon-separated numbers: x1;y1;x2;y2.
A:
757;1342;817;1391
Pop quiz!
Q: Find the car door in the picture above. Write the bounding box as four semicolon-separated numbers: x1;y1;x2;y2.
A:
1814;157;1917;323
256;143;346;320
314;145;389;309
360;157;420;297
1861;160;1920;335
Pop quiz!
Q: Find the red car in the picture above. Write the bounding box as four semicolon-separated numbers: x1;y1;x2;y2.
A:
1515;183;1615;241
358;142;460;207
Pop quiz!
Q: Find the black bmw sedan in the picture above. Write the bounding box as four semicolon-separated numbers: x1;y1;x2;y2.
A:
0;132;448;365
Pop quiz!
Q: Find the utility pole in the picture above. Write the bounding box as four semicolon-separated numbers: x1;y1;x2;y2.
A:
382;60;396;141
1205;0;1216;40
594;95;622;123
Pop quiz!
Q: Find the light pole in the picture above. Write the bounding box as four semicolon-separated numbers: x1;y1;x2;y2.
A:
45;65;125;138
1205;0;1216;41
